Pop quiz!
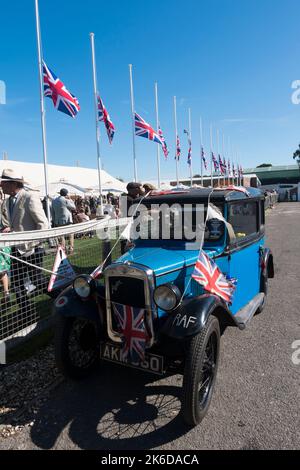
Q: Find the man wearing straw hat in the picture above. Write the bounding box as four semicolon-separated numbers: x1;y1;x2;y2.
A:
0;168;48;317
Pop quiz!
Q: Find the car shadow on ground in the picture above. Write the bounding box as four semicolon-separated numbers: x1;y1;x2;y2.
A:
29;362;192;450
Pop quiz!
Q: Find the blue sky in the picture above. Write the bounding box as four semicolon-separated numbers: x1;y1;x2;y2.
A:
1;0;300;182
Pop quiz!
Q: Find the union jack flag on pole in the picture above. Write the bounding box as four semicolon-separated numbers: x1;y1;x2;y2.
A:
227;159;231;176
112;303;149;362
218;155;225;174
43;61;80;118
192;250;236;303
212;152;219;172
175;135;181;160
201;146;207;170
97;95;115;144
232;163;237;178
184;129;192;166
158;126;169;159
135;112;163;145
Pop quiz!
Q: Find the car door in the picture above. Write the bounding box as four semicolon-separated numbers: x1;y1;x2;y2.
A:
226;200;262;315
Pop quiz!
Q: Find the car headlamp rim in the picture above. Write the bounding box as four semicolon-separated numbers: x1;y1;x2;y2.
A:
153;283;181;311
73;275;94;299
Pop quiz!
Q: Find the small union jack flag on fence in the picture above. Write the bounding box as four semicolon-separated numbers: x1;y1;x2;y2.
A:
112;303;149;362
158;126;169;159
43;61;80;118
135;112;163;145
192;250;236;304
97;95;115;144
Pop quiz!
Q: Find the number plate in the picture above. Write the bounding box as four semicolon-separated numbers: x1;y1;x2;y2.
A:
100;342;164;375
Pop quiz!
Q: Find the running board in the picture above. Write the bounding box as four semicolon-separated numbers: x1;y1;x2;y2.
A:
234;293;265;330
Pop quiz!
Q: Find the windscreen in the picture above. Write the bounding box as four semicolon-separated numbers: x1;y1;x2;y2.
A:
131;202;225;243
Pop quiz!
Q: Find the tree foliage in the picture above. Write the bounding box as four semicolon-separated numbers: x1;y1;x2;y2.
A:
293;144;300;166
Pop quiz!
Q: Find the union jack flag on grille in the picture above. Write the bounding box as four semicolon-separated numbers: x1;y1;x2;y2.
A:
201;146;207;170
192;250;236;303
97;95;115;144
135;112;163;145
112;303;150;362
158;126;169;159
175;135;181;160
43;61;80;118
212;152;219;172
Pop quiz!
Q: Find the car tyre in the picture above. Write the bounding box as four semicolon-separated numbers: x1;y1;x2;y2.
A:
182;315;220;426
55;316;100;380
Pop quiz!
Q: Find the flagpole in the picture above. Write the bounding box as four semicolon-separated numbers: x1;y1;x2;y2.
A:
174;96;179;187
34;0;51;227
200;117;203;186
188;108;193;186
154;82;161;188
210;123;213;187
222;133;226;186
90;32;104;216
228;136;231;185
129;64;138;182
217;128;220;187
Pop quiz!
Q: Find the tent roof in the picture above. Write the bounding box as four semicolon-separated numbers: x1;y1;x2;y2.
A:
0;160;127;194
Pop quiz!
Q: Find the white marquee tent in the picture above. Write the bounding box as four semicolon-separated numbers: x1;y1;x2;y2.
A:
0;160;127;195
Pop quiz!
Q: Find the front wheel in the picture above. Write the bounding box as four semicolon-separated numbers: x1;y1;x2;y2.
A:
55;316;100;379
182;316;220;426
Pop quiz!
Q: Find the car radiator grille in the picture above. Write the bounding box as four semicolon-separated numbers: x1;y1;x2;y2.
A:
108;276;146;308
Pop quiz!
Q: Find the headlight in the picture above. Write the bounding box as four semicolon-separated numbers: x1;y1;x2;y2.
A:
153;283;181;311
73;275;94;299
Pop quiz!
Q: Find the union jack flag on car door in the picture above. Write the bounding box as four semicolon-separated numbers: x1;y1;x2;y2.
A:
135;112;163;145
112;303;149;362
97;95;115;144
192;250;236;303
43;61;80;118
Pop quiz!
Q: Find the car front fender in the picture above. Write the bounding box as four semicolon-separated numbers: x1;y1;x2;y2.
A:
160;294;237;340
53;284;105;325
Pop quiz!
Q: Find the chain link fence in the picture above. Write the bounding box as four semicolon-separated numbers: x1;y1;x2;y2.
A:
0;218;129;361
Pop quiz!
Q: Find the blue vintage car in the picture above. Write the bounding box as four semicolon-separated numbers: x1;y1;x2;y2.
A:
54;187;274;426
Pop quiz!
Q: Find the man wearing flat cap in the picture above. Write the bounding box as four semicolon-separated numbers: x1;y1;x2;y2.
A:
0;168;48;317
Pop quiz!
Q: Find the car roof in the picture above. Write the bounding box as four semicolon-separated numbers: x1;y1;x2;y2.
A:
140;187;264;205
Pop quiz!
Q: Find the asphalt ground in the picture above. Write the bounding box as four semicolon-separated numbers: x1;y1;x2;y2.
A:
1;202;299;450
